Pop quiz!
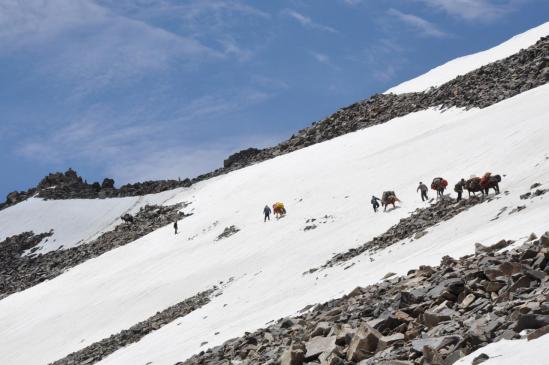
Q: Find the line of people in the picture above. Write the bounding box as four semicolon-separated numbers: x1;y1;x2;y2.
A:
371;173;500;213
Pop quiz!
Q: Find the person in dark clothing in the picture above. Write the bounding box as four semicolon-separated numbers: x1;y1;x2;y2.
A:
417;182;429;202
263;205;272;222
454;178;466;202
173;221;178;235
371;195;381;212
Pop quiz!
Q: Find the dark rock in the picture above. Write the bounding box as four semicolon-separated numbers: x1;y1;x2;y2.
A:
527;324;549;341
471;353;489;365
514;314;549;332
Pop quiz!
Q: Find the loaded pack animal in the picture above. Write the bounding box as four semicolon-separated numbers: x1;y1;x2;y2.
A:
431;177;448;199
464;177;483;197
272;202;287;218
481;173;501;194
465;174;501;197
381;191;400;212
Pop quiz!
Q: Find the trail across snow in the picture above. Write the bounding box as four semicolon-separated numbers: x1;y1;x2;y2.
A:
385;21;549;94
0;83;548;365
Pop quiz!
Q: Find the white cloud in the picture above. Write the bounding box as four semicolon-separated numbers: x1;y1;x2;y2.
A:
311;51;330;64
419;0;517;21
16;87;280;182
0;0;268;98
309;51;341;70
283;9;338;33
387;8;449;38
343;0;363;5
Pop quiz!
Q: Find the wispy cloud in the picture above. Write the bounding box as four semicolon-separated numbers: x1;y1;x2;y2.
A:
387;8;449;38
16;86;279;183
309;51;341;70
342;0;363;5
283;9;338;34
418;0;518;21
355;37;407;83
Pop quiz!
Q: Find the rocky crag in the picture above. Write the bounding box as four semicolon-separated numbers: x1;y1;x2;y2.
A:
50;288;216;365
0;168;191;210
0;203;189;298
3;36;548;210
181;231;549;365
308;196;489;274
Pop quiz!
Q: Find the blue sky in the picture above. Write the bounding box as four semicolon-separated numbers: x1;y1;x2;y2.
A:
1;0;548;196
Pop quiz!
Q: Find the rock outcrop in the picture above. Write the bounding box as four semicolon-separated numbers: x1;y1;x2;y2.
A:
180;231;549;365
0;168;192;210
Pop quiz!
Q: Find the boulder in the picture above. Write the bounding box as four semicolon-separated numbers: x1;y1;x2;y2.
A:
347;325;382;362
377;333;405;351
514;314;549;332
305;336;336;360
280;347;304;365
527;324;549;341
310;322;332;337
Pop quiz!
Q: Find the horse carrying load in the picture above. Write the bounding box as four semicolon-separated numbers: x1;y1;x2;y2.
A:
465;173;501;196
431;177;448;198
272;202;287;218
381;191;400;212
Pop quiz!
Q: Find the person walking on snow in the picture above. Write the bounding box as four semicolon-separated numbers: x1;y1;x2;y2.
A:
173;220;178;235
417;182;429;202
371;195;381;212
454;178;466;202
263;205;272;222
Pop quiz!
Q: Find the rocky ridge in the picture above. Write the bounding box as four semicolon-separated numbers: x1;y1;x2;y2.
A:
0;203;189;298
50;288;216;365
0;168;191;210
209;36;549;173
308;196;489;273
180;231;549;365
3;36;548;210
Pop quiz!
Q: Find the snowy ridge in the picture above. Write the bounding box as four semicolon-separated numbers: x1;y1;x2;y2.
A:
386;21;549;94
0;83;548;364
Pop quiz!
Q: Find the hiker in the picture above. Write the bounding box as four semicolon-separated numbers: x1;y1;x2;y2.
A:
371;195;381;212
173;221;178;235
454;178;466;202
417;182;429;201
263;205;272;222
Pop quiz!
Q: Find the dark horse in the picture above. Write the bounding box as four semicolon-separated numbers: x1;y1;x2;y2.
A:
482;174;501;194
381;191;401;212
465;175;501;196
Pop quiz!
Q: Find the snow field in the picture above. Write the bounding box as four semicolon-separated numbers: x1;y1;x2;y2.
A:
0;83;548;364
0;188;185;253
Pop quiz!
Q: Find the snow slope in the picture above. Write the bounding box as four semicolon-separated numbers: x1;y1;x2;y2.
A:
386;21;549;94
0;189;184;253
456;336;549;365
1;83;548;365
